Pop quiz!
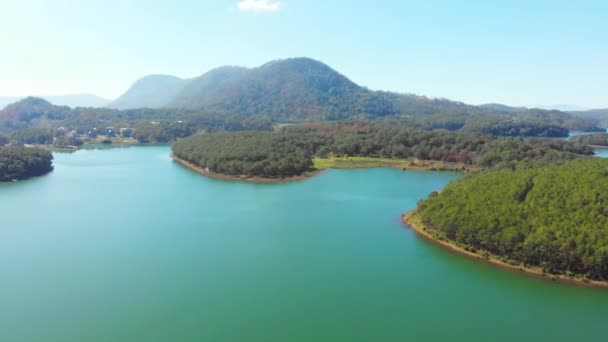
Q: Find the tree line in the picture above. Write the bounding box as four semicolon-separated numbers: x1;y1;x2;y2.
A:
1;97;603;147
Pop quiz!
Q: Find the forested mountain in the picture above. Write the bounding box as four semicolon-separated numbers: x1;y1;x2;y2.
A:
0;145;54;181
0;97;72;130
415;158;608;281
167;66;249;109
169;58;381;121
108;57;602;133
172;123;593;178
107;75;188;109
0;94;109;110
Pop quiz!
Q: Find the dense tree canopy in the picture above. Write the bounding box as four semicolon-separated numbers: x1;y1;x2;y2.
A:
571;132;608;146
462;116;569;137
172;123;593;178
173;132;313;178
416;158;608;280
0;145;53;181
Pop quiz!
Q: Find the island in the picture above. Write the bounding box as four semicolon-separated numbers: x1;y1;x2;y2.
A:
0;145;54;181
404;158;608;288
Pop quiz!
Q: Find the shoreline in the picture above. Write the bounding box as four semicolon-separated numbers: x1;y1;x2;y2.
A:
172;155;321;183
402;211;608;289
174;154;474;184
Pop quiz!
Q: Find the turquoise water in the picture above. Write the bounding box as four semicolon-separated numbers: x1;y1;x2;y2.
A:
595;148;608;158
568;131;598;138
557;131;601;141
1;145;607;341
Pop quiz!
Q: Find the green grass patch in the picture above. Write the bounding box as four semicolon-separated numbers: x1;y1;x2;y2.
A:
313;156;476;171
313;156;410;170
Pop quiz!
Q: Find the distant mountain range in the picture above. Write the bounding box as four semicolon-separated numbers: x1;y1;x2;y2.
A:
106;57;605;129
1;57;606;133
112;57;497;120
0;94;109;110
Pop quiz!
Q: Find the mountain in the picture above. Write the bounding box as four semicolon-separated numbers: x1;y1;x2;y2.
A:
0;94;109;110
99;57;603;131
107;75;188;109
0;97;72;130
113;58;398;121
168;66;249;109
168;58;377;121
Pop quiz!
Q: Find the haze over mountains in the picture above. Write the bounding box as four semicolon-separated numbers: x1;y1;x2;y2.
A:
107;75;188;110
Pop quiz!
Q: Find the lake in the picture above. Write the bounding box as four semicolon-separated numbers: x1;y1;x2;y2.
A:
595;148;608;158
1;145;607;341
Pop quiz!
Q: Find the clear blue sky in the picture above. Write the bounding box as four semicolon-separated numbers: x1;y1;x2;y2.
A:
0;0;606;108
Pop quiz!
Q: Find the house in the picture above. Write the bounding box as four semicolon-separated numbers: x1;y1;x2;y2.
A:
119;128;133;138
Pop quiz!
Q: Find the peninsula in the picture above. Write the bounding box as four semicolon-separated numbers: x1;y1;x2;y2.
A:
405;158;608;287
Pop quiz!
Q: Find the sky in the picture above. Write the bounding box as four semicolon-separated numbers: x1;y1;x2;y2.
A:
0;0;606;108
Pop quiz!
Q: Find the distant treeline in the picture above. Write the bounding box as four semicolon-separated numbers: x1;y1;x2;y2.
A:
416;158;608;281
0;97;604;147
0;97;272;144
0;145;53;181
172;123;594;178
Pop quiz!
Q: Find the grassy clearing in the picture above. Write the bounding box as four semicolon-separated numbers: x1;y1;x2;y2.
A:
313;156;477;171
313;156;409;169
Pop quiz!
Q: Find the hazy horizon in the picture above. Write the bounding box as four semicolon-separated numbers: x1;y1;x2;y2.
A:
1;0;606;108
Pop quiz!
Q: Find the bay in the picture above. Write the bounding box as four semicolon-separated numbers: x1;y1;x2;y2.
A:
1;145;607;341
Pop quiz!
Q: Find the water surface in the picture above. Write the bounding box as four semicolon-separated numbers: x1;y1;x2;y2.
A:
1;146;607;341
595;148;608;158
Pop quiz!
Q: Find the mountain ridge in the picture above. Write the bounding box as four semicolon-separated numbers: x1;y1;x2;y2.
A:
107;75;188;109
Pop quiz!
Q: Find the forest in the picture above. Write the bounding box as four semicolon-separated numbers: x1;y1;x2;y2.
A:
571;132;608;146
172;131;313;178
0;145;54;181
415;158;608;281
172;122;594;178
1;92;603;148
